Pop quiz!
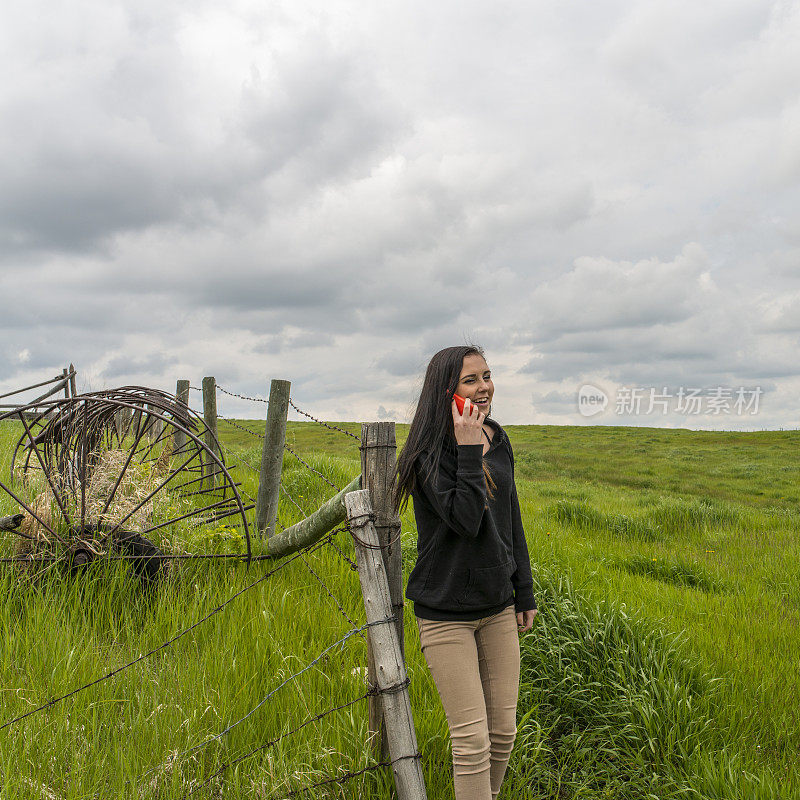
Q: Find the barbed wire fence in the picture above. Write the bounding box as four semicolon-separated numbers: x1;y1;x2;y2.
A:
199;384;366;636
0;375;422;799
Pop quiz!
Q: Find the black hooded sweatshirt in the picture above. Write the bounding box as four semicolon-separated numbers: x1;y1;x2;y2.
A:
406;418;536;621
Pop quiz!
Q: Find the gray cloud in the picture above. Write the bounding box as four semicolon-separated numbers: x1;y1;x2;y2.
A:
253;329;336;354
376;405;400;420
373;349;426;377
102;352;177;378
0;6;402;257
1;1;799;429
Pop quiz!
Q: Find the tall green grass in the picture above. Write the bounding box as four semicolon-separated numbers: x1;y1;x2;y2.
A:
504;566;778;799
0;419;799;798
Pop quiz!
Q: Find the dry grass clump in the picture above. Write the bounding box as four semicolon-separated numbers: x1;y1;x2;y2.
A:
17;488;58;552
84;448;166;533
12;444;178;559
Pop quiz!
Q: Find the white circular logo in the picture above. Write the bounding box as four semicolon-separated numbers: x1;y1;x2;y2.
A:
577;384;608;417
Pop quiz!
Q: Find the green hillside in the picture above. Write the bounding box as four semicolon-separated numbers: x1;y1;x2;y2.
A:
0;419;797;798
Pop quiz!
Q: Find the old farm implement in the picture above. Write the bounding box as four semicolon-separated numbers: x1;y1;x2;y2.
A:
0;387;251;579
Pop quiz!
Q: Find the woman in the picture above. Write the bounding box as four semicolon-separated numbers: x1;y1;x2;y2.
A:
393;345;537;800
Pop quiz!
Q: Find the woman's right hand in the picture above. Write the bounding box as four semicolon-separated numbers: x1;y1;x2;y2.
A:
452;398;485;446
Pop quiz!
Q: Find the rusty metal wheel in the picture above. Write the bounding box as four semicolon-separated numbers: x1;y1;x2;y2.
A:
0;387;250;572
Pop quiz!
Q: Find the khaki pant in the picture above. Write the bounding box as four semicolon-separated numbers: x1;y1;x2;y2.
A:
416;605;520;799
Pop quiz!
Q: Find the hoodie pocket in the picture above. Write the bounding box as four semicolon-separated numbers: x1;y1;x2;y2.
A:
456;559;513;607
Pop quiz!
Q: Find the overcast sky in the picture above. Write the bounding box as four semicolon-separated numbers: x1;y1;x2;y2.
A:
2;0;799;429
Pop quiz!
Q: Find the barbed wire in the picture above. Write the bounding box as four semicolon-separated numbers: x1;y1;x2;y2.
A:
2;381;416;799
184;692;418;799
345;514;404;553
300;552;362;632
216;439;259;476
279;481;310;519
218;413;265;441
327;535;359;572
189;435;359;630
187;384;359;447
0;533;337;732
214;436;341;534
283;443;341;491
214;421;349;512
182;691;372;797
215;413;344;513
288;399;361;442
143;615;398;786
266;753;422;799
216;385;269;405
185;383;352;494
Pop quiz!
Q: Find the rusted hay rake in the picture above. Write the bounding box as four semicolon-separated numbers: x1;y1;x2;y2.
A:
0;387;251;577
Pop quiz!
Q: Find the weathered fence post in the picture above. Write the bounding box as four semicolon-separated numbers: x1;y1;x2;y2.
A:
361;421;403;760
69;363;77;398
345;490;426;800
62;368;70;400
152;407;164;443
202;376;219;486
145;404;161;441
174;379;190;452
255;379;291;538
115;408;132;441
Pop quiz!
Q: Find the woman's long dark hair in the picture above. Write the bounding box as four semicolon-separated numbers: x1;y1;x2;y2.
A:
392;345;496;515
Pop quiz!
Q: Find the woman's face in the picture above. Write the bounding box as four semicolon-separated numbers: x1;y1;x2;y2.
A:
457;353;494;416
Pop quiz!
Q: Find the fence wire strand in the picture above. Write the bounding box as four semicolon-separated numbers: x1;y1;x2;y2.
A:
283;442;341;491
300;552;362;632
183;691;372;798
148;615;397;785
218;412;265;441
288;398;361;442
265;753;422;799
216;385;269;404
0;533;337;732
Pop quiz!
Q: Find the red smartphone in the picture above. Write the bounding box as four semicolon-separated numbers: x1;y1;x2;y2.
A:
452;393;467;415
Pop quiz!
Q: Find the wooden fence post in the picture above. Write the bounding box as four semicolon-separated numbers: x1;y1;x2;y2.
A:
62;368;70;400
115;409;132;441
69;364;77;398
202;376;219;486
361;422;403;760
152;407;164;443
174;379;190;452
345;490;426;800
145;404;161;441
255;379;291;538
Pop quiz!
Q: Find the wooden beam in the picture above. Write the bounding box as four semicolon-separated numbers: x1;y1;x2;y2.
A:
266;474;360;557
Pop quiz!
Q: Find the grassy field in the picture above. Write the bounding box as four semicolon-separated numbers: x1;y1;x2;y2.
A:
0;418;798;798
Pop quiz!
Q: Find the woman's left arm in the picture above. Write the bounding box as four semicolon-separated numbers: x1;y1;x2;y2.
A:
510;480;536;613
511;480;538;632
